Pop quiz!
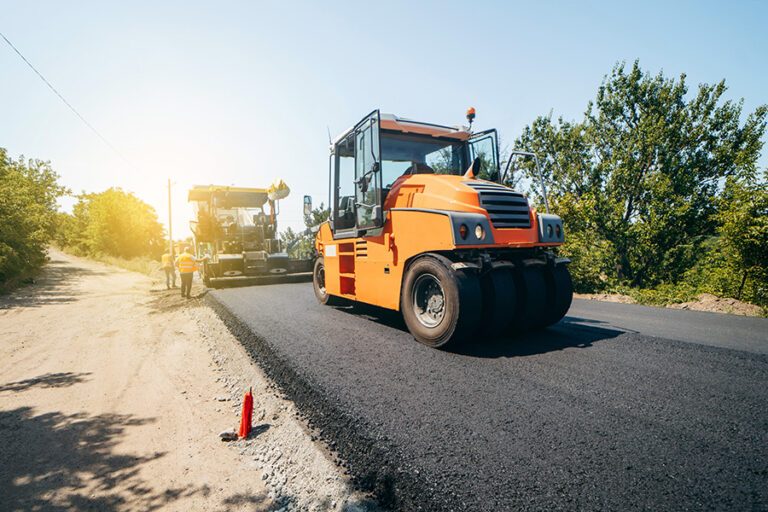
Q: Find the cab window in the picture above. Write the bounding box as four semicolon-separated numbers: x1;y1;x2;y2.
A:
380;131;468;187
468;130;500;181
335;134;356;230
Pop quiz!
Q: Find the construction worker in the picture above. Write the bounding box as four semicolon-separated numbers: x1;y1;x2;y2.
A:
175;246;198;299
161;250;176;289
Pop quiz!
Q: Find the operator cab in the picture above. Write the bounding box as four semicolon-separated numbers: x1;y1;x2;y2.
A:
329;110;502;238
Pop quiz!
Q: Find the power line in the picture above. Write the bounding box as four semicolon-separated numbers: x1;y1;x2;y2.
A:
0;30;134;169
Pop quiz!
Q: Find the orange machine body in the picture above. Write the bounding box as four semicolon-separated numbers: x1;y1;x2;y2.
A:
316;112;564;311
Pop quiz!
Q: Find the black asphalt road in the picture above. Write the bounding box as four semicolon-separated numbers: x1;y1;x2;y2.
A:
209;283;768;511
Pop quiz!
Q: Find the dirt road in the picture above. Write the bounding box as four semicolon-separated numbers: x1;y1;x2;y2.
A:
0;250;276;510
0;250;374;512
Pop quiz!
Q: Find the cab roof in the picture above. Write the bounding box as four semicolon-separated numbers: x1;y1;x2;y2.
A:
331;113;472;147
188;185;269;207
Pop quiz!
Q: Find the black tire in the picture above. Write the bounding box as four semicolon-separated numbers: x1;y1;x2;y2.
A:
539;265;573;327
202;262;212;287
513;266;547;331
401;255;482;349
313;257;345;306
480;268;517;337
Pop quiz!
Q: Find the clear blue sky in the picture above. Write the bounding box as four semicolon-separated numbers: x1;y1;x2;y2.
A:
2;0;766;235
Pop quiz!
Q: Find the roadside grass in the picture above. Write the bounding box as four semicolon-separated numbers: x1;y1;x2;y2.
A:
614;283;699;307
90;254;159;275
56;246;161;277
602;283;768;317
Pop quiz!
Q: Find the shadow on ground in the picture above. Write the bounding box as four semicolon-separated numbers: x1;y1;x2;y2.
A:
146;286;208;314
455;319;625;358
0;372;92;393
0;259;104;310
0;379;276;511
332;303;627;358
0;406;189;511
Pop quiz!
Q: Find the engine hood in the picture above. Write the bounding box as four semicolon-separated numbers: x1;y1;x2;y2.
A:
384;174;498;215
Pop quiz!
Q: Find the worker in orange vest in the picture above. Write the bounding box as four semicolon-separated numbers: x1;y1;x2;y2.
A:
161;250;176;289
175;246;199;299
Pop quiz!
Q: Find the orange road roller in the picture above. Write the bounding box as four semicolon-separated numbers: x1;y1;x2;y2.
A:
312;109;572;348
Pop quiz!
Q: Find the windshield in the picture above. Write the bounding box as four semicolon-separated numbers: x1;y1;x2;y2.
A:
214;208;267;227
380;131;469;187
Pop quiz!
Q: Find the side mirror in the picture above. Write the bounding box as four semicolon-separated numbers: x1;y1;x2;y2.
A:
357;175;369;194
303;195;312;216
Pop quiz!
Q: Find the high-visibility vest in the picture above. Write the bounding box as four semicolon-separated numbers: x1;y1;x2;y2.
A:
176;253;199;273
161;253;172;268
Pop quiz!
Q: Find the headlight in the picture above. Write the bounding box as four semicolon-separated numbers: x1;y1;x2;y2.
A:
475;224;484;240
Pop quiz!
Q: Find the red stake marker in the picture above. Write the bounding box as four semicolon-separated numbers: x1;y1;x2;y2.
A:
238;388;253;438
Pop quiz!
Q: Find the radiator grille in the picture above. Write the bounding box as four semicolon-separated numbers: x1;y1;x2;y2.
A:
463;181;531;229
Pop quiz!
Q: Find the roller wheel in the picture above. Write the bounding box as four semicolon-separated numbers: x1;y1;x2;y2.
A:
401;255;482;349
480;268;517;337
513;266;547;330
313;257;345;306
539;265;573;327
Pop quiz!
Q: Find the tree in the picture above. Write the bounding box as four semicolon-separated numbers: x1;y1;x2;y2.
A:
63;188;165;259
515;61;767;289
281;202;330;258
0;148;68;285
717;172;768;303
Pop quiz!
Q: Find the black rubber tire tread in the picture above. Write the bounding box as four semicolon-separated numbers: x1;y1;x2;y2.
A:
313;257;345;306
513;266;547;331
400;254;482;349
480;268;517;337
539;265;574;327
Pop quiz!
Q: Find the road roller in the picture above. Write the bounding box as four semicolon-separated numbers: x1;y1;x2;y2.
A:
312;109;572;348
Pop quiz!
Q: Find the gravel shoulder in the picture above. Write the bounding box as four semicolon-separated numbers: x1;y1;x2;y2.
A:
575;292;766;316
0;250;375;512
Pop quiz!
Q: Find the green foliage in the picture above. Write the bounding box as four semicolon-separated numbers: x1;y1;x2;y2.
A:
57;188;165;259
303;201;331;229
516;60;768;290
280;226;310;259
0;148;68;286
281;202;330;259
715;173;768;305
559;229;617;292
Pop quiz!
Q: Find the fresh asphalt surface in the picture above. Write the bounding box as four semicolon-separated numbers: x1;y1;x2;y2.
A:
210;282;768;511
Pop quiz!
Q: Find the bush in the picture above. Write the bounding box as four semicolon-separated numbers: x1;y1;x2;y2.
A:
0;148;67;288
